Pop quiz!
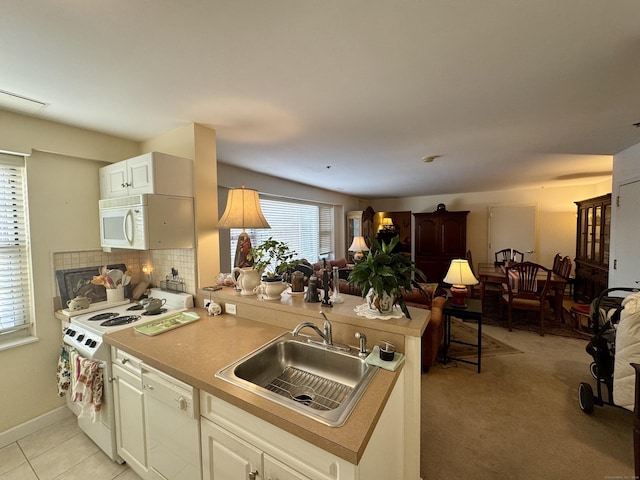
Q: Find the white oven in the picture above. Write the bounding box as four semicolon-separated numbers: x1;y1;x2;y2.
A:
61;289;193;463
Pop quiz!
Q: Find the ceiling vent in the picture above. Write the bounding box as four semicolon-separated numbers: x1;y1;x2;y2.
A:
0;89;48;115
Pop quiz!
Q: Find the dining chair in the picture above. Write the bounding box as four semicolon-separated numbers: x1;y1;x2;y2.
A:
512;249;525;263
547;256;572;320
494;248;512;265
465;250;479;298
552;253;563;274
501;261;552;336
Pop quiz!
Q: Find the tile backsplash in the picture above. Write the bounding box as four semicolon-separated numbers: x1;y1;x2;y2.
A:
52;248;197;296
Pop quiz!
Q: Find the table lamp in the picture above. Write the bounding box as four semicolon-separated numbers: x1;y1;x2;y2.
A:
217;186;271;267
443;259;478;308
381;217;394;231
348;236;369;261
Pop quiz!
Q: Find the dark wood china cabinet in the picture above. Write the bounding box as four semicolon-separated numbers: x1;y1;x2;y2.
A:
574;194;611;303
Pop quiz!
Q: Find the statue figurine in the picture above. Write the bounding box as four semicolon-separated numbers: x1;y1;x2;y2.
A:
321;258;333;307
304;276;320;303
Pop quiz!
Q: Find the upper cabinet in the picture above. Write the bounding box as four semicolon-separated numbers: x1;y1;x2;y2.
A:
100;152;194;199
574;194;611;302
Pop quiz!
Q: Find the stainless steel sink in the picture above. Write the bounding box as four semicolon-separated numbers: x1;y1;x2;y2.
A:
215;332;379;427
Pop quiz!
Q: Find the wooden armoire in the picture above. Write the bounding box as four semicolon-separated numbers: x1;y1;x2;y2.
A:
414;210;469;284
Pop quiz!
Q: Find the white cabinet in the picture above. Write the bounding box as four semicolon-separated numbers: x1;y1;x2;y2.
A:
264;455;312;480
111;348;148;479
201;419;311;480
100;152;193;199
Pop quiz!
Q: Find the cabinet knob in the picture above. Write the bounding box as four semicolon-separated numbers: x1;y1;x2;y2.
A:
248;469;259;480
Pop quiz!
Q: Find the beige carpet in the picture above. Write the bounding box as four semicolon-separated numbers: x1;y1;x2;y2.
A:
421;323;634;480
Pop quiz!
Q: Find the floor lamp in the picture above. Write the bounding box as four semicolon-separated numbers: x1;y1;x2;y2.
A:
217;186;271;268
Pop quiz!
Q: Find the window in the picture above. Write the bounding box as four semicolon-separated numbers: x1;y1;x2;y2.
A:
0;153;34;348
230;195;334;268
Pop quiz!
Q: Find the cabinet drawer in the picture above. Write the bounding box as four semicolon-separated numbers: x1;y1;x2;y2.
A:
111;347;144;375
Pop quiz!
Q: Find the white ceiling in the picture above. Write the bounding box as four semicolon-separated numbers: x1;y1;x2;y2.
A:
3;1;640;198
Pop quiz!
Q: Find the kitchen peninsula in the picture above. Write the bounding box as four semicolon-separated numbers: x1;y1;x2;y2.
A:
104;287;429;479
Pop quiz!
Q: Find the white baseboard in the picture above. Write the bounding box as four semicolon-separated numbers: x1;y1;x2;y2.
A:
0;406;73;448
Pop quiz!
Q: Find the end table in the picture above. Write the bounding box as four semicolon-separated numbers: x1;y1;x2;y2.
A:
443;297;483;373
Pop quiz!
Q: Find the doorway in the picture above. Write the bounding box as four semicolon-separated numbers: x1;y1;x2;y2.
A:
488;204;537;262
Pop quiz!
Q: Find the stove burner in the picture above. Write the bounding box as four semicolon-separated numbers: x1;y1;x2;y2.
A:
100;315;141;327
142;308;168;316
88;312;119;322
127;304;145;311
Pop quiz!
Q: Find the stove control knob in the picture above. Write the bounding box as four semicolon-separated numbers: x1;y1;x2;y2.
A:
90;341;97;348
85;338;92;345
67;329;76;337
77;334;85;342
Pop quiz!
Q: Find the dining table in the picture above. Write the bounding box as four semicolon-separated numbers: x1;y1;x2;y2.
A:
476;263;568;322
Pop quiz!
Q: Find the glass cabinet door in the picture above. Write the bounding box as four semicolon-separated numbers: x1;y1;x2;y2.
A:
586;206;594;261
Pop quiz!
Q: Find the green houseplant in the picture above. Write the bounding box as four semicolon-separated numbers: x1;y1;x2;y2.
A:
348;236;427;318
247;237;299;281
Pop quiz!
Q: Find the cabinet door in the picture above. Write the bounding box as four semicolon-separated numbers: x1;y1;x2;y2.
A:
441;215;466;256
112;364;148;475
202;419;262;480
100;162;129;198
415;215;440;254
264;454;312;480
127;154;155;195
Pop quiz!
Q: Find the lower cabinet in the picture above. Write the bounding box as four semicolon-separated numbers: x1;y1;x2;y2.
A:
202;420;310;480
200;377;406;480
111;348;148;479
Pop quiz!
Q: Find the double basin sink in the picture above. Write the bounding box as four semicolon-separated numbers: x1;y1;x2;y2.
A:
216;332;379;427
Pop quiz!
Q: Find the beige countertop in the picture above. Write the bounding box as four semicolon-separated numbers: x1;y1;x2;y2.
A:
104;289;429;464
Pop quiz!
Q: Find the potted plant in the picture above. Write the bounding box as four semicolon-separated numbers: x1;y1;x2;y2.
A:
248;237;299;281
348;236;427;318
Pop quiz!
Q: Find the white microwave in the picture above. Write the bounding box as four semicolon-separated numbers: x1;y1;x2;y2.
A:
99;194;195;250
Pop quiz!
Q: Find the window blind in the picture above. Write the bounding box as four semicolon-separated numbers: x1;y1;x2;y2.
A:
0;153;33;341
230;195;334;269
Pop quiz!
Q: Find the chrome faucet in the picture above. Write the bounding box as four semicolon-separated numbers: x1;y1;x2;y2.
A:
292;311;333;346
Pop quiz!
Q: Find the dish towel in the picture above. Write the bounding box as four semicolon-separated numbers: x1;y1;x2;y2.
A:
72;353;103;420
56;345;72;397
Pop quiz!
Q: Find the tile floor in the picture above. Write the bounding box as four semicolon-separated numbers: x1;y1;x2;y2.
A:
0;414;140;480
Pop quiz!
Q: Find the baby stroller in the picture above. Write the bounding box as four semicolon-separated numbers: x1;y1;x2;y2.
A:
578;287;637;414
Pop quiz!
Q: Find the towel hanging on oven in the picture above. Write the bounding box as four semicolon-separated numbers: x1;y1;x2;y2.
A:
71;351;104;420
56;345;72;397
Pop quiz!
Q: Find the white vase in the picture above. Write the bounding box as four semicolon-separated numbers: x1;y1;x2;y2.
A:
365;288;396;315
256;280;287;300
233;267;261;296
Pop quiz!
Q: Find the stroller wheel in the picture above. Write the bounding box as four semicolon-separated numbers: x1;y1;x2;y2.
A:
590;362;598;380
579;382;595;414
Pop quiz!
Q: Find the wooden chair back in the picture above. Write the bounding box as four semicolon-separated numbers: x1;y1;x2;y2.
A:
557;256;572;279
552;253;563;274
495;248;512;265
512;249;524;263
504;262;552;300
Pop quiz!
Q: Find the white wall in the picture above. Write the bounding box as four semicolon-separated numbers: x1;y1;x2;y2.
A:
368;182;611;271
0;110;139;433
610;141;640;286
